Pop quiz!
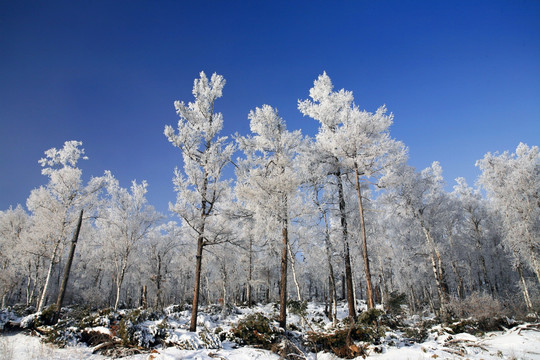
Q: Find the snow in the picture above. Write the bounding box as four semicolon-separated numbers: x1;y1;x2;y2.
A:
2;326;539;360
1;303;539;360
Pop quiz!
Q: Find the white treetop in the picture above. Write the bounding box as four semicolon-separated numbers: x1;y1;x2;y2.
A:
476;143;540;283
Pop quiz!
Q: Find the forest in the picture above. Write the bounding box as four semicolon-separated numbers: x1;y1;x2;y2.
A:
0;72;539;358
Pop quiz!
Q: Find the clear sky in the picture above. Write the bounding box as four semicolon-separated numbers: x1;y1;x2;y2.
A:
1;1;539;215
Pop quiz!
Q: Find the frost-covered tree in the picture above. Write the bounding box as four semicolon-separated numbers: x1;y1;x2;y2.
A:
236;104;303;329
97;172;161;310
0;205;30;307
383;162;451;311
299;72;406;311
476;143;540;310
143;221;183;309
164;72;235;331
451;177;503;296
476;143;540;284
26;141;105;312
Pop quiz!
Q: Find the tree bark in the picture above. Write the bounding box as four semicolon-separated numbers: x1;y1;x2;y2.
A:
189;235;204;331
247;236;253;307
287;241;302;301
517;263;533;312
336;171;356;320
279;201;289;329
321;205;338;325
354;165;375;309
38;239;61;312
53;209;83;323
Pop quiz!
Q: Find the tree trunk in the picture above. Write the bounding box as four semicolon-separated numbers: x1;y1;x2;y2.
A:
419;219;448;307
321;207;338;325
337;171;356;320
53;209;83;323
517;263;533;312
247;236;253;307
156;254;163;309
141;285;148;309
221;262;228;317
354;165;375;310
279;207;288;329
189;235;204;332
114;258;129;311
287;241;302;302
38;239;61;312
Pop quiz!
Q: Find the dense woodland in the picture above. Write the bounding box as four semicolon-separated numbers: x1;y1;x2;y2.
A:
1;72;539;330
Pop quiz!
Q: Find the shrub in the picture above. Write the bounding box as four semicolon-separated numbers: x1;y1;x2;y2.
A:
357;308;385;325
230;313;280;349
442;293;507;322
287;300;308;317
386;292;407;315
307;329;368;359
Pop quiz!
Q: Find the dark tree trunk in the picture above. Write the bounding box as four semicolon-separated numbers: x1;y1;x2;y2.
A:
247;236;253;307
279;211;288;329
337;172;356;320
53;209;83;324
189;235;204;332
354;166;375;309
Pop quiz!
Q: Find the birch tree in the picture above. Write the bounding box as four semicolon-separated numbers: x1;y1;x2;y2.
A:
97;172;161;310
26;141;105;312
476;143;540;284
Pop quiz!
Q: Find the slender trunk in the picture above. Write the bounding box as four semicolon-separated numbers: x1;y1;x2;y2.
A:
354;166;375;310
279;200;288;329
156;254;163;309
321;207;338;325
337;171;356;320
517;263;533;311
409;286;417;313
38;239;61;312
53;209;83;323
287;241;302;301
190;235;204;331
221;262;228;316
189;168;208;332
450;261;464;299
436;250;449;297
114;260;128;311
247;236;253;307
141;285;148;309
419;219;448;307
529;249;540;285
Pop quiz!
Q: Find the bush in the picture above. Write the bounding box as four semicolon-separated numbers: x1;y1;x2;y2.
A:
441;293;507;322
357;308;385;325
287;300;308;317
230;313;280;349
307;329;368;359
386;292;407;315
116;308;161;347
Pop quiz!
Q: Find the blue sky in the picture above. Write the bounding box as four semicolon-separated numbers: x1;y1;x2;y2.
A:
1;1;539;215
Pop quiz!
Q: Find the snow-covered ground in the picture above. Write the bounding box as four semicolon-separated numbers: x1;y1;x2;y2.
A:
1;326;539;360
1;302;539;360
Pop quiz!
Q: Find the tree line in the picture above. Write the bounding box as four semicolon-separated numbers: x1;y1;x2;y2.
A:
1;72;538;330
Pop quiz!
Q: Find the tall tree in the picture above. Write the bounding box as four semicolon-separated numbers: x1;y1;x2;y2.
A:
236;104;303;329
164;72;234;332
476;143;540;284
299;72;405;311
26;141;104;312
384;162;451;311
97;172;161;310
0;205;30;307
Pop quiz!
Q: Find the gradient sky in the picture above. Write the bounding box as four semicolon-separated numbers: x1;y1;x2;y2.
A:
1;1;539;216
